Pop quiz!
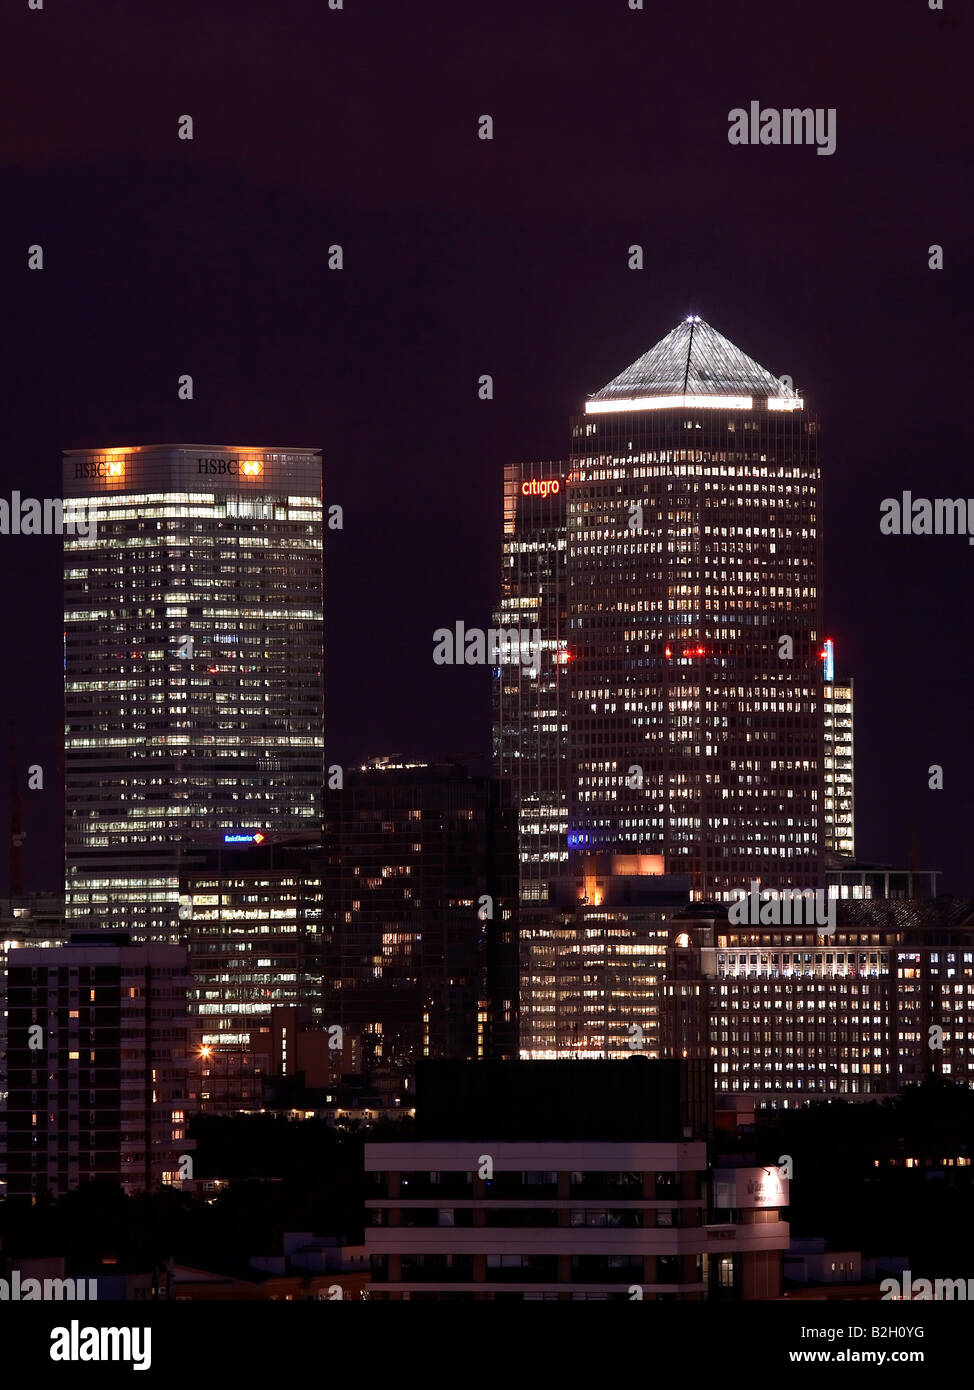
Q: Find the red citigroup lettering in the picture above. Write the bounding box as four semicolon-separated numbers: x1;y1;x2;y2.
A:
521;479;561;499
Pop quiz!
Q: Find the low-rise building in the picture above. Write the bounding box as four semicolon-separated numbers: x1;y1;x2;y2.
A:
364;1059;788;1299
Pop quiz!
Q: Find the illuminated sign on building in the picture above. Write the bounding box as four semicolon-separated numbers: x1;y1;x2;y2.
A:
713;1166;787;1210
73;459;124;479
197;457;263;476
521;479;561;498
223;832;266;844
822;638;834;682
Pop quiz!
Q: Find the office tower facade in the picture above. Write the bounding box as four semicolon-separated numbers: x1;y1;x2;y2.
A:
822;640;855;857
322;760;519;1091
62;445;324;940
660;896;974;1106
496;318;824;904
365;1060;789;1300
5;934;194;1197
493;462;569;903
519;856;689;1059
178;831;323;1110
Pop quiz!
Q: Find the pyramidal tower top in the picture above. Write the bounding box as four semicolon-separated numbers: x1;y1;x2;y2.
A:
585;315;802;413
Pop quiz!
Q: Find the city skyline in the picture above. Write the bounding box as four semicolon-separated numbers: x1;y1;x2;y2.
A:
2;296;964;896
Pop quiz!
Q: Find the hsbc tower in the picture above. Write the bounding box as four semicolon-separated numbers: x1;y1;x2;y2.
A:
62;444;324;939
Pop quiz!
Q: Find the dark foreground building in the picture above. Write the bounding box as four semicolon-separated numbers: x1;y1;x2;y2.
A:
322;760;519;1093
5;934;194;1198
365;1059;789;1299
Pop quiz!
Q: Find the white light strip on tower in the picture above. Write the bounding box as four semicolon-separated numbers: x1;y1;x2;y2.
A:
584;394;753;414
767;397;804;411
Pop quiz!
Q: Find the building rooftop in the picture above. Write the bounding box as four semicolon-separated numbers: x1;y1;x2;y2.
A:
589;315;797;405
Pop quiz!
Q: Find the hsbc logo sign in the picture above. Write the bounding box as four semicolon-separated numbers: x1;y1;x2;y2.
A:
74;461;124;479
196;457;263;476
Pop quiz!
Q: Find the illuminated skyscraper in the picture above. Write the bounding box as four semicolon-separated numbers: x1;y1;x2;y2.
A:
62;445;324;939
493;462;569;902
497;318;825;902
518;856;689;1059
822;639;855;858
661;896;974;1105
178;830;324;1109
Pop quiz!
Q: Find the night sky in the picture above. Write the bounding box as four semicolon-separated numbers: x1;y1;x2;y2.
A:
1;0;970;894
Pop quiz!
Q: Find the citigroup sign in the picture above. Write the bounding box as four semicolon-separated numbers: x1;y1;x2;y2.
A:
521;479;561;499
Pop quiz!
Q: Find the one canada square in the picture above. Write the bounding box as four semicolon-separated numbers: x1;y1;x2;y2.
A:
62;445;324;938
494;317;824;903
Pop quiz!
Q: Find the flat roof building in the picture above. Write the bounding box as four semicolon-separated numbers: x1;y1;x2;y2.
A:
365;1060;788;1299
62;444;323;941
322;760;519;1094
661;897;974;1106
177;831;324;1111
519;856;690;1059
5;934;194;1197
822;640;854;857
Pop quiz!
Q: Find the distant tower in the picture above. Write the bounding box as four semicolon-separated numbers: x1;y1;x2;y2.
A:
822;638;855;857
493;462;569;902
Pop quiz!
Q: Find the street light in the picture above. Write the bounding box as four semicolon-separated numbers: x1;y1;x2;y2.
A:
198;1045;211;1111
